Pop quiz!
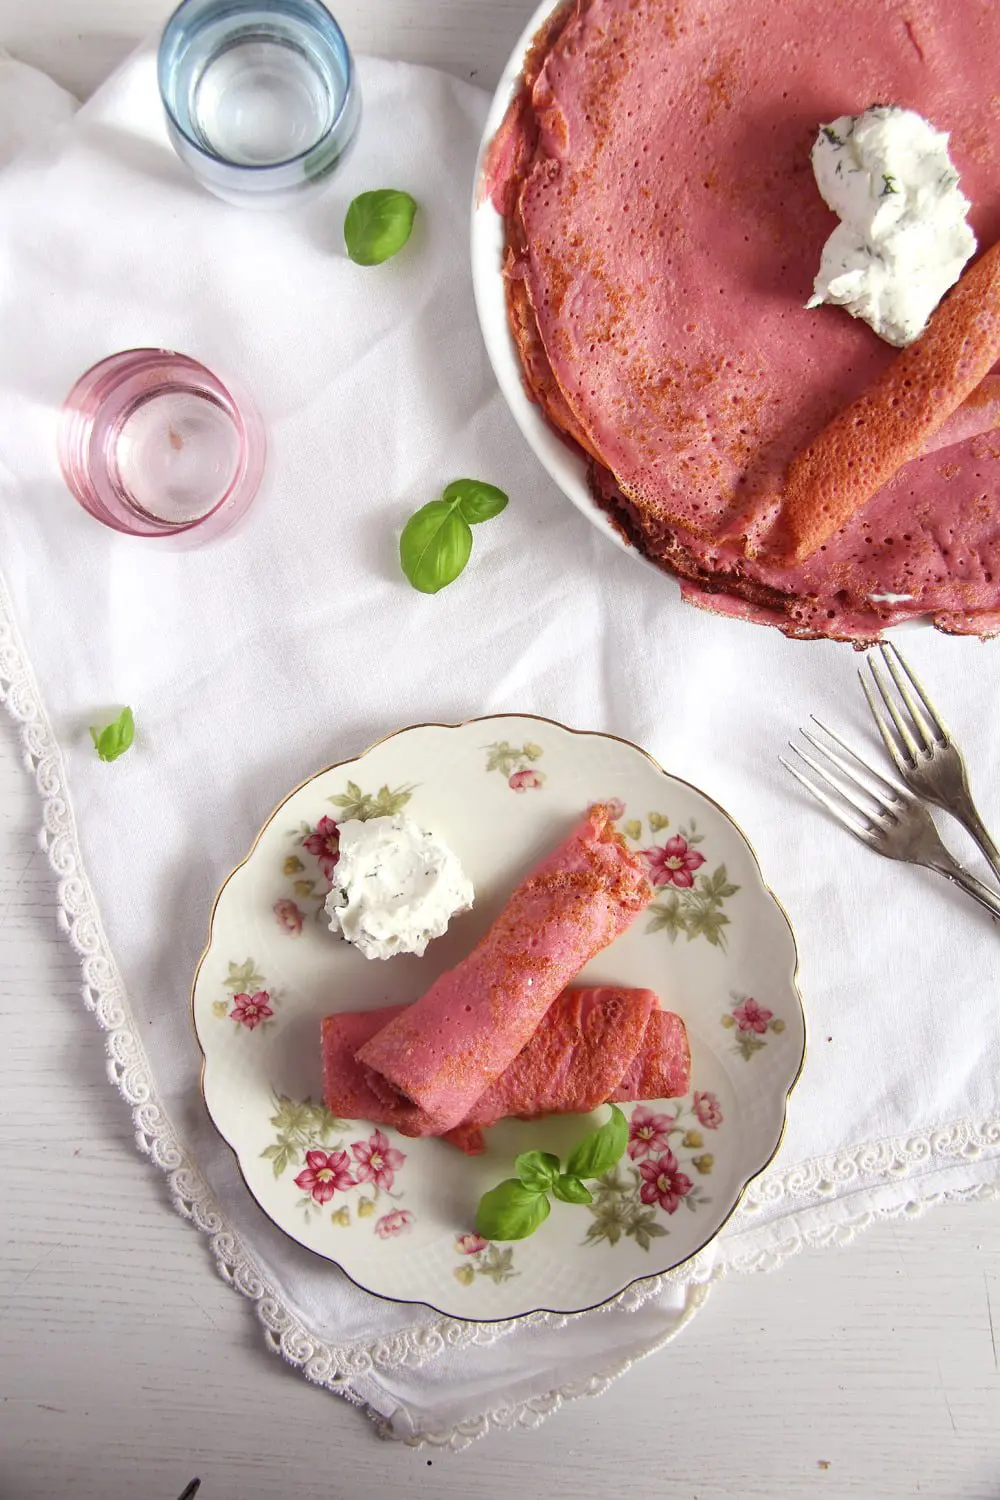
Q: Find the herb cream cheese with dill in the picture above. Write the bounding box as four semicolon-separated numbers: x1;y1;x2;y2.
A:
325;813;474;960
806;105;976;347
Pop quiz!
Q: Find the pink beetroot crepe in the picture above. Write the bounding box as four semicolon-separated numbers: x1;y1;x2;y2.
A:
322;987;690;1153
491;0;1000;641
769;241;1000;562
354;805;652;1132
443;989;690;1155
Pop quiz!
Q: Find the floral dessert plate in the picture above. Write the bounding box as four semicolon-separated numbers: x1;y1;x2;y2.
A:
192;715;804;1320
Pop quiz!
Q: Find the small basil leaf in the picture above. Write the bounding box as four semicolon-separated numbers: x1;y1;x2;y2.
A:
443;478;509;524
344;189;418;266
90;706;135;763
552;1174;594;1206
515;1150;561;1193
475;1179;551;1241
399;500;473;594
565;1104;628;1181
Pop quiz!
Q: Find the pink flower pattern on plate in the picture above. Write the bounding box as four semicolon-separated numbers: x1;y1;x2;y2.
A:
605;797;626;821
375;1209;414;1239
508;768;545;792
302;815;341;881
732;997;773;1034
230;991;273;1030
627;1104;676;1161
638;1150;694;1214
273;897;303;935
351;1129;406;1192
693;1091;723;1130
294;1148;356;1205
456;1233;488;1255
641;835;706;890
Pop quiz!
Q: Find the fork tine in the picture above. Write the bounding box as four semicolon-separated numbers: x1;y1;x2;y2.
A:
881;642;950;745
878;644;935;751
779;756;875;842
799;728;901;814
788;741;885;823
868;653;922;764
808;715;912;800
859;663;915;770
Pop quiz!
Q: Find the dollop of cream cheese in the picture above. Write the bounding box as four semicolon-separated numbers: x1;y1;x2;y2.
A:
324;814;474;960
806;105;976;347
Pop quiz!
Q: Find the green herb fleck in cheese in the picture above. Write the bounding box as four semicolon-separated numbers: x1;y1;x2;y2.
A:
325;814;473;960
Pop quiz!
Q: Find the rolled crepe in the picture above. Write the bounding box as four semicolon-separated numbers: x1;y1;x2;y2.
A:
443;989;691;1155
769;239;1000;563
322;987;691;1153
354;805;653;1132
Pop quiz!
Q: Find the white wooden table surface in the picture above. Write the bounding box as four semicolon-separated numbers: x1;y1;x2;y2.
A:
1;3;998;1496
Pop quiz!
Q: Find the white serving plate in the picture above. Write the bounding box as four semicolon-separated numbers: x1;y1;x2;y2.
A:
468;0;663;574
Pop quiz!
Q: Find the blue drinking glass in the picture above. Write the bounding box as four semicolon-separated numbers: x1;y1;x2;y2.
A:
158;0;360;209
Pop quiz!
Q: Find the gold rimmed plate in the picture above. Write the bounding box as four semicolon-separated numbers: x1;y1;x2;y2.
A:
192;715;804;1320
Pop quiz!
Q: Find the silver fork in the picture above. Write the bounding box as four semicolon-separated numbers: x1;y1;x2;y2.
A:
860;643;1000;887
780;721;1000;922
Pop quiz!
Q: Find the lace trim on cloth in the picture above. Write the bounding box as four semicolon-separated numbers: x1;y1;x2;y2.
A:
399;1178;1000;1451
2;566;999;1446
739;1117;1000;1213
384;1281;711;1448
0;576;699;1385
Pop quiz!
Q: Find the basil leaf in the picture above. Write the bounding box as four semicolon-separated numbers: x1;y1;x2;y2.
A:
89;706;135;763
552;1174;594;1206
399;478;509;594
344;189;418;266
443;478;509;524
515;1150;560;1194
476;1179;551;1241
565;1104;628;1181
399;500;473;594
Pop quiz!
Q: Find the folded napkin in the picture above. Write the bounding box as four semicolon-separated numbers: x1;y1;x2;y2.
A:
1;46;998;1449
0;50;77;167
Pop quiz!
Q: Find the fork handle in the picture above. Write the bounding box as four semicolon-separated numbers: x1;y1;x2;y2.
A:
926;856;1000;923
957;804;1000;889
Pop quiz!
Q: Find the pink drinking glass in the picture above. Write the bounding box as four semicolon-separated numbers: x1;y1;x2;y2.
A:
58;349;266;540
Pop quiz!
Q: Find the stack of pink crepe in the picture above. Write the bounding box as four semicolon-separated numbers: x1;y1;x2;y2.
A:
321;805;692;1154
486;0;1000;642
